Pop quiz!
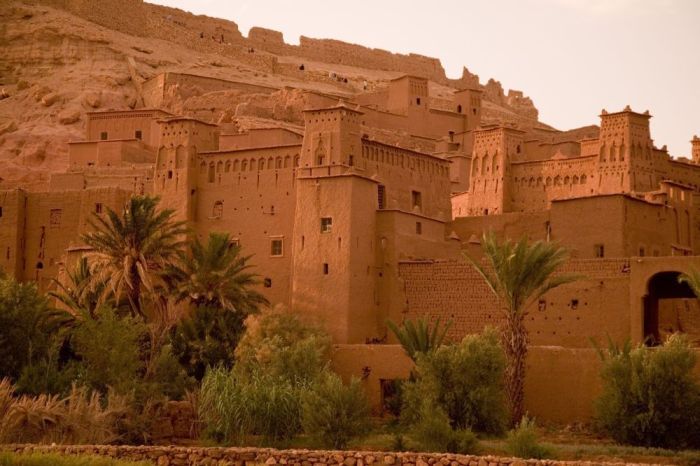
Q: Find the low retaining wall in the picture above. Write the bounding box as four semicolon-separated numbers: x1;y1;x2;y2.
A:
1;444;661;466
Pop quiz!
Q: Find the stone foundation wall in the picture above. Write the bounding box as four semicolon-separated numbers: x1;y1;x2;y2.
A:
0;444;662;466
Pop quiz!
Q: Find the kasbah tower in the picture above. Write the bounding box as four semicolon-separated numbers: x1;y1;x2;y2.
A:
1;0;700;425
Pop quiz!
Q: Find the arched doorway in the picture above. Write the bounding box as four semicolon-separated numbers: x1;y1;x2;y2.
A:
643;271;697;345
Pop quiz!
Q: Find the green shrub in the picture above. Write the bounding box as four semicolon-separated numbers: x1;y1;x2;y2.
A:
301;372;371;449
0;452;150;466
0;276;59;382
199;366;304;444
170;305;246;381
402;328;506;434
234;305;331;383
596;334;700;449
505;416;550;459
150;344;195;400
71;307;147;395
410;402;479;454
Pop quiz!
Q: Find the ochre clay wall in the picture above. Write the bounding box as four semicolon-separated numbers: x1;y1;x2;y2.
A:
398;259;632;348
193;146;300;307
34;0;147;36
0;190;27;278
219;128;302;151
9;188;132;291
524;347;603;422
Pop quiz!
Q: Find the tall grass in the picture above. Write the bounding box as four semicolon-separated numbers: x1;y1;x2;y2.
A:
199;367;303;444
0;379;129;444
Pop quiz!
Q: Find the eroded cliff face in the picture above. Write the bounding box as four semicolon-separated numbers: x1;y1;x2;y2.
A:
0;0;549;189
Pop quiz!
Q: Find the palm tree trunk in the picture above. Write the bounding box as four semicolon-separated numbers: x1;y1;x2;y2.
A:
502;308;528;427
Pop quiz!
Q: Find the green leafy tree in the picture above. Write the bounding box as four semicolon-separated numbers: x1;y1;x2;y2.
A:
71;307;147;394
387;317;452;362
170;305;246;380
467;232;578;426
234;305;331;383
167;232;268;313
0;275;62;382
402;328;507;434
301;372;371;449
81;195;187;319
596;334;700;449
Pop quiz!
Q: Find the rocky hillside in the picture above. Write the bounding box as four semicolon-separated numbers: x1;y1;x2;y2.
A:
0;0;562;190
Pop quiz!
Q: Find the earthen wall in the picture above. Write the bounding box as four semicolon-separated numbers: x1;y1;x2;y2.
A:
398;258;632;348
0;443;666;466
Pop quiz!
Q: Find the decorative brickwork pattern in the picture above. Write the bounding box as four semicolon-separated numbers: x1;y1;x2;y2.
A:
399;259;632;347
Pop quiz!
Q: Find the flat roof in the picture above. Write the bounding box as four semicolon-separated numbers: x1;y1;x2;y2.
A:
389;74;428;82
87;108;173;116
158;116;218;127
303;102;364;114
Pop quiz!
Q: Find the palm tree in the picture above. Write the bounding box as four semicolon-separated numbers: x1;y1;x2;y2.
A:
678;268;700;298
166;232;268;314
81;195;187;319
386;317;452;362
49;257;105;319
467;232;579;426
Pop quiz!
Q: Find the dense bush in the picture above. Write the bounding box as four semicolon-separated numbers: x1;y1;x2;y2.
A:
596;334;700;449
301;372;371;449
70;308;147;394
0;276;60;382
234;305;331;383
0;452;150;466
505;417;550;459
170;305;246;381
402;328;507;435
410;401;479;454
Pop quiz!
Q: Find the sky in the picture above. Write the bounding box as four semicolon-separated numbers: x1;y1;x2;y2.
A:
148;0;700;157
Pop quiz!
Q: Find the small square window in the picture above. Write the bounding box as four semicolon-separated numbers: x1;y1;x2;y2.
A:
212;201;223;219
323;263;329;275
571;299;579;310
415;222;422;235
49;209;62;227
95;203;103;214
135;130;142;140
270;238;283;257
411;190;422;211
264;278;272;288
321;217;333;233
594;244;605;258
100;131;108;141
228;239;240;249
